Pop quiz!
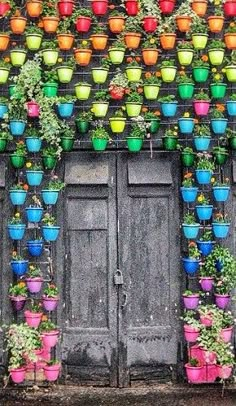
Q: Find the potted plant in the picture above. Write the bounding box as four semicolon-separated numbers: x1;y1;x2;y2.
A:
10;45;27;67
143;109;161;134
180;172;198;202
41;213;60;241
192;0;208;16
176;70;195;100
210;68;227;99
195;192;213;221
25;161;44;186
224;20;236;49
140;0;160;33
124;0;139;16
214;278;231;309
215;342;235;379
162;125;179;150
41;39;59;66
193;124;211;151
143;72;161;100
109;69;129;100
24;300;43;328
199;259;215;292
182;212;200;240
208;39;226;65
90;123;110;151
72;7;93;33
90;21;108;50
108;10;126;33
7;213;26;241
56;18;74;50
108;37;126;64
60;122;75;152
74;39;92;66
92;90;110;117
25;194;43;223
185;358;203;383
41;146;58;169
198;304;218;327
180;147;195;168
7;101;27;137
25;23;43;51
207;2;224;32
57;0;74;16
10;251;28;277
210;105;228;135
188;15;208;49
0;96;8;119
192;54;210;82
42;0;59;33
27;238;44;257
126;119;146;152
178;112;195;134
8;282;28;312
41;175;65;206
224;50;236;82
141;35;159;66
91;0;108;16
124;16;142;49
182;290;200;310
224;0;236;17
74;81;91;101
91;56;111;84
0;0;12;17
42;283;59;312
212;177;230;202
212;145;228;165
39;319;59;349
160;58;177;83
0;128;12;153
43;359;61;381
25;264;43;294
159;0;176;15
226;93;236;117
125;90;143;117
26;0;43;18
109;109;127;133
181;311;201;343
159;94;178;117
9;9;27;34
125;56;143;82
197;229;215;257
176;40;194;66
212;212;230;239
193;90;211;116
182;241;201;275
158;16;176;50
218;310;235;343
56;95;75;119
42;69;58;97
226;127;236;149
56;57;75;84
9;181;28;206
75;111;93;134
195;152;215;184
25;126;42;153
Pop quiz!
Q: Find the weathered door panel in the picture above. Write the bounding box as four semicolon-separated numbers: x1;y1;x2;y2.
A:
117;152;181;387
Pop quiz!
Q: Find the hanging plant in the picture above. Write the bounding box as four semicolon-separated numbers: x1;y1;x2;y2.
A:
56;18;74;50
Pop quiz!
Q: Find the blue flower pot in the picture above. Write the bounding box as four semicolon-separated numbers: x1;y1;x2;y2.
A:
212;223;230;238
25;137;42;153
197;241;214;256
41;190;59;205
182;257;200;276
211;118;228;134
0;103;8;118
178;118;195;134
226;101;236;116
180;187;198;203
195;170;212;185
182;223;200;239
26;170;44;186
25;207;43;223
9;120;26;136
196;205;213;221
216;259;223;272
27;240;44;256
7;224;26;240
160;102;178;117
57;102;74;118
193;137;211;151
10;260;28;276
42;225;60;241
212;186;230;202
9;190;27;205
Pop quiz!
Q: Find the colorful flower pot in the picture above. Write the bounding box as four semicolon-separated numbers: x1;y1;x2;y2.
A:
125;0;138;15
27;239;44;257
124;33;141;49
212;222;230;238
0;67;9;84
44;364;60;382
91;67;109;84
208;49;225;65
192;67;209;82
25;207;43;223
225;66;236;82
42;226;60;241
217;365;233;379
24;310;43;328
143;84;160;100
75;84;91;100
192;33;208;49
25;137;42;153
159;0;175;14
147;119;160;134
178;118;194;134
125;102;142;117
57;33;74;50
213;151;228;165
182;223;200;239
210;83;227;99
26;34;42;50
160;33;176;49
193;100;210;116
183;294;200;310
42;296;59;312
10;260;28;276
215;294;230;309
108;16;125;33
10;50;27;67
185;364;204;383
42;330;59;349
184;325;200;343
180;187;198;203
41;190;60;205
92;0;108;15
8;224;26;240
226;100;236;115
108;48;125;64
57;66;73;83
9;120;26;136
43;82;58;97
208;16;224;33
92;138;108;151
9;190;27;206
212;186;230;202
0;2;11;16
92;102;109;117
109;118;126;133
42;156;57;170
160;101;178;117
197;241;214;256
27;101;40;118
125;67;142;82
9;296;26;312
182;258;200;275
224;0;236;17
10;155;26;169
142;48;159;65
75;16;92;32
58;0;74;16
178;83;194;100
219;327;233;343
10;368;26;384
60;137;74;152
26;0;43;17
181;152;195;167
0;103;8;118
26;170;44;186
143;16;157;32
126;138;143;152
229;136;236;149
195;169;212;184
160;66;177;82
196;205;213;221
177;49;194;66
26;277;43;294
162;137;178;150
199;277;214;292
57;102;74;118
42;49;59;66
200;315;213;327
193;137;211;151
211;118;228;134
0;138;7;152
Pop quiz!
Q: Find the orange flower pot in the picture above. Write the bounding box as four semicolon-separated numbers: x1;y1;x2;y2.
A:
26;0;42;17
192;0;207;16
207;16;224;33
0;33;10;51
108;16;125;33
57;33;74;50
160;33;176;50
10;16;27;34
74;49;92;66
90;34;108;50
42;16;60;33
224;33;236;49
176;16;192;32
142;48;158;65
124;32;141;49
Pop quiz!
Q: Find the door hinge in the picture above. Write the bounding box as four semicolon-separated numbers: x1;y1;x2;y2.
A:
114;269;123;285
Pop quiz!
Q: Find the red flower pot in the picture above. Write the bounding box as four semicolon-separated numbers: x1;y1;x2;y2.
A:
143;16;158;32
75;16;92;32
10;367;26;384
44;363;60;381
125;0;138;15
24;310;43;328
92;0;108;16
58;0;74;16
184;325;200;343
27;101;40;117
42;330;59;348
224;0;236;16
0;2;10;16
159;0;175;14
219;326;233;343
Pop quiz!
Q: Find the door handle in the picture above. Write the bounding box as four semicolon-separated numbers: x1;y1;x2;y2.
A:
121;292;128;309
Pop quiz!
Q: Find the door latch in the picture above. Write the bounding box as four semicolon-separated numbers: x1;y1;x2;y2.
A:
114;269;123;285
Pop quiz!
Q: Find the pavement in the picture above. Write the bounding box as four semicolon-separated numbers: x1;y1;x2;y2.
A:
0;384;236;406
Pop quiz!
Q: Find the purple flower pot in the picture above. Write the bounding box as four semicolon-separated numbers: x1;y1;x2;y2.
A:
182;294;200;310
9;296;26;312
215;294;230;309
199;277;214;292
25;278;43;294
42;296;59;311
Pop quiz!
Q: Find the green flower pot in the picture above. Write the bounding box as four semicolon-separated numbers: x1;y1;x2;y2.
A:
75;120;90;133
60;137;74;151
57;66;73;83
92;138;108;151
42;49;59;66
192;67;209;83
26;34;42;50
0;68;10;84
92;102;109;117
125;102;142;117
160;66;177;83
178;83;195;99
143;85;160;100
229;136;236;149
147;119;161;134
91;68;109;83
162;137;178;151
8;84;23;98
109;117;126;133
192;34;208;50
125;67;142;82
42;156;57;170
210;83;227;98
208;49;225;66
43;82;58;97
108;48;125;64
10;155;26;169
10;50;27;67
75;84;91;100
126;138;143;152
177;50;194;66
181;152;195;167
214;152;228;165
0;139;7;152
225;66;236;82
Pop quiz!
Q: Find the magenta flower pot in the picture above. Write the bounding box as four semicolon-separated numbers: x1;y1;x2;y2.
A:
10;367;26;384
27;101;40;117
185;364;204;383
43;363;60;381
219;327;233;343
215;293;230;309
25;277;43;294
184;325;200;343
42;296;59;311
200;349;217;364
24;310;43;328
217;365;233;379
9;296;26;312
42;330;59;348
199;277;214;292
200;315;213;327
182;294;200;310
193;100;210;116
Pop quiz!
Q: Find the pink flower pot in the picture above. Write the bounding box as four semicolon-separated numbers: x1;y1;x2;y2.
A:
44;363;61;381
25;277;43;294
42;330;59;348
27;101;40;117
182;294;200;310
199;277;214;292
42;296;59;311
193;100;210;116
184;325;200;343
10;367;26;383
200;348;217;364
185;363;204;383
26;349;44;371
219;326;233;343
9;295;26;312
217;364;233;379
215;293;230;309
24;310;43;328
200;315;213;327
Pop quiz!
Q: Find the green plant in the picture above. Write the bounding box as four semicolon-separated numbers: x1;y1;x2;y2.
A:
126;91;143;103
11;251;25;261
11;141;27;156
56;57;75;69
143;110;161;120
0;127;12;141
210;104;226;118
160;59;176;68
109;69;129;89
195;153;215;171
187;241;201;259
213;211;230;223
42;0;58;17
42;213;57;226
158;94;176;103
124;16;142;33
210;68;225;83
90;123;110;140
198;230;214;241
208;0;223;16
157;16;176;34
93;90;110;102
57;18;73;34
99;56;112;69
60;122;75;139
43;283;58;298
194;90;210;101
5;100;27;121
140;0;161;19
200;257;217;277
8;281;27;297
75;111;93;121
214;341;235;366
28;195;42;208
42;146;59;158
128;123;146;139
196;192;210;205
42;69;58;83
92;20;107;34
8;212;23;225
208;38;225;50
194;124;211;137
45;175;65;191
176;70;194;84
75;39;91;49
189;358;201;367
188;15;208;35
46;358;60;366
25;23;43;35
181;310;201;329
182;172;195;187
72;7;93;21
39;320;57;333
0;58;11;69
25;161;42;171
212;176;230;187
27;264;42;278
183;289;199;296
177;40;194;50
183;212;198;225
25;126;40;138
109;36;126;49
125;56;142;68
56;95;76;104
28;299;42;313
212;145;228;155
143;72;161;85
10;182;28;191
164;126;178;137
41;39;58;50
192;54;210;68
142;35;159;49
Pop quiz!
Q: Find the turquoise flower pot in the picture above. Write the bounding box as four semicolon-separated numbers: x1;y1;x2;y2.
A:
193;137;211;151
41;190;59;205
196;205;213;221
178;118;195;134
0;103;8;118
212;223;230;238
26;170;44;186
180;187;198;202
8;224;26;240
9;120;26;136
42;225;60;241
212;186;230;202
195;169;212;185
182;223;200;239
57;102;74;118
25;137;42;153
160;102;178;117
226;101;236;116
25;207;43;223
9;190;27;205
211;118;228;134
